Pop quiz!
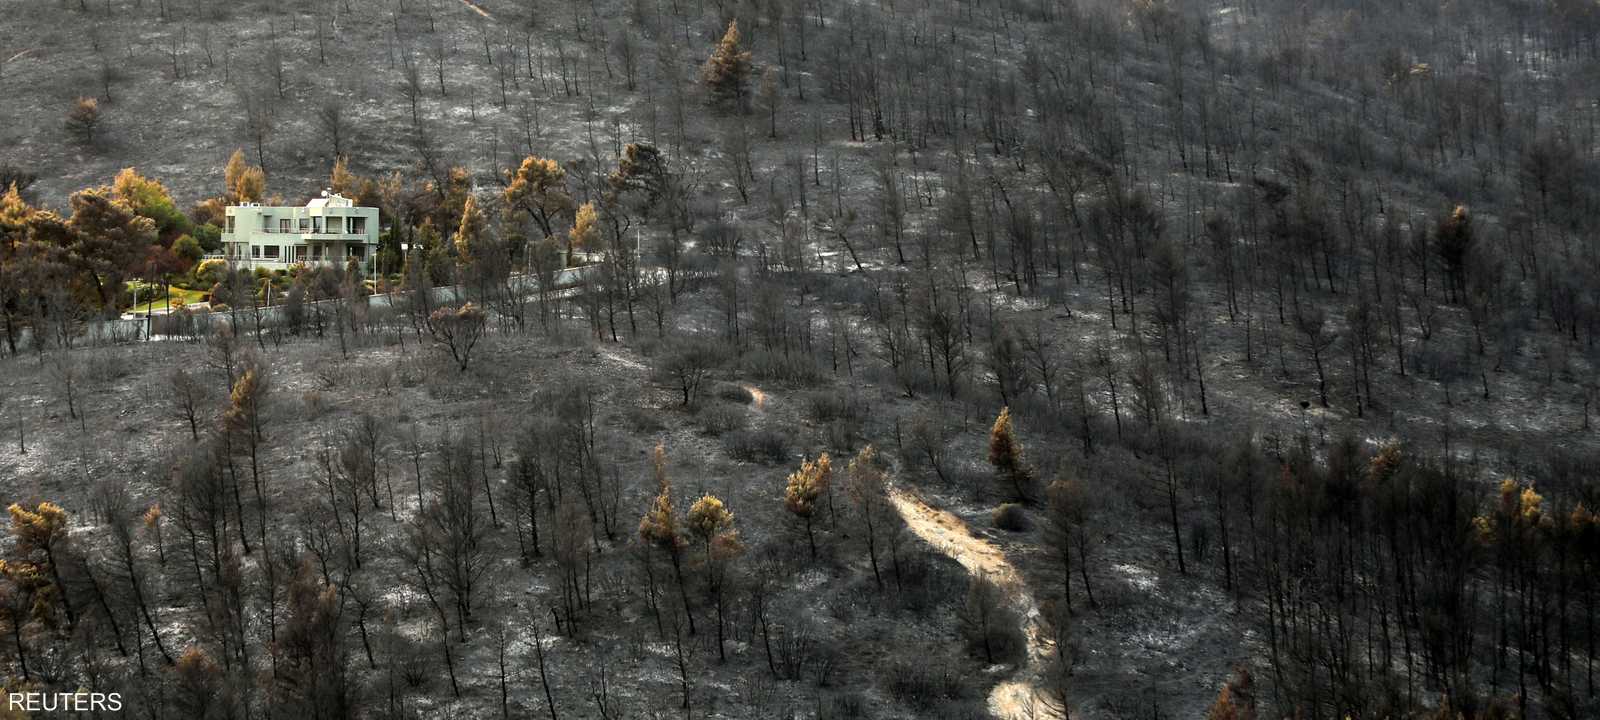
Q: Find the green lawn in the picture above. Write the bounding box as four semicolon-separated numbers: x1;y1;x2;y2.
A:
128;286;207;315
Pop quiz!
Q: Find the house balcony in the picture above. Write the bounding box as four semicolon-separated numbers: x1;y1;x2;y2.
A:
227;232;373;242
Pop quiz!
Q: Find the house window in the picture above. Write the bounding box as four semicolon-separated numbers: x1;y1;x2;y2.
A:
328;216;344;234
251;245;262;259
299;218;311;232
279;219;291;233
313;217;324;234
226;216;235;233
264;245;281;259
262;215;273;232
348;244;365;260
349;217;367;235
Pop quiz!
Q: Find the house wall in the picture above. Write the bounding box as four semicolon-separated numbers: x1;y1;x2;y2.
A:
221;201;381;269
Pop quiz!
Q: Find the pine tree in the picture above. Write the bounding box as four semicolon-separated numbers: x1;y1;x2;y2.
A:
568;202;599;263
1046;476;1098;610
1571;502;1600;696
224;365;269;553
1475;476;1549;713
1435;205;1474;303
503;156;573;239
427;303;488;372
142;503;164;566
687;494;739;660
223;149;266;204
65;97;101;146
172;646;227;718
784;453;832;559
64;188;158;310
846;445;892;589
959;573;1023;663
329;156;362;196
110;167;189;242
639;444;696;635
988;407;1034;501
702;21;753;110
687;494;733;551
1203;666;1257;720
0;185;33;357
453;195;486;266
273;562;349;716
759;67;780;137
6;502;75;628
0;558;51;680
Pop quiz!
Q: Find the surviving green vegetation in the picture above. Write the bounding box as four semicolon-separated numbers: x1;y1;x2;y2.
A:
125;284;207;314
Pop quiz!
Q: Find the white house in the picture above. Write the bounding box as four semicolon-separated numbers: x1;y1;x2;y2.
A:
220;193;380;269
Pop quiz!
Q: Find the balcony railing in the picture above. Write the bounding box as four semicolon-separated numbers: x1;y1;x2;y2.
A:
253;231;370;239
200;252;364;266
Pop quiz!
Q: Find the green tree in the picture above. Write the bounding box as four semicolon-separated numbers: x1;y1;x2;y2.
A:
171;234;203;269
65;188;157;311
111;167;190;243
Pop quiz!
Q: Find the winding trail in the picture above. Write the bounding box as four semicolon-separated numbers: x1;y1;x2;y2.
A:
738;381;1051;716
456;0;492;18
739;383;768;410
888;488;1058;719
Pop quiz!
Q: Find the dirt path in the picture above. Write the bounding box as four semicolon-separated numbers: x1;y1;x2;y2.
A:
739;381;1054;716
888;488;1059;719
456;0;492;18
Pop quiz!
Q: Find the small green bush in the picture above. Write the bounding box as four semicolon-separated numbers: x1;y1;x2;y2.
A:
992;503;1030;532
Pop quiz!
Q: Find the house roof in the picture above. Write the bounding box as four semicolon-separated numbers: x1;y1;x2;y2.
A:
306;193;354;209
